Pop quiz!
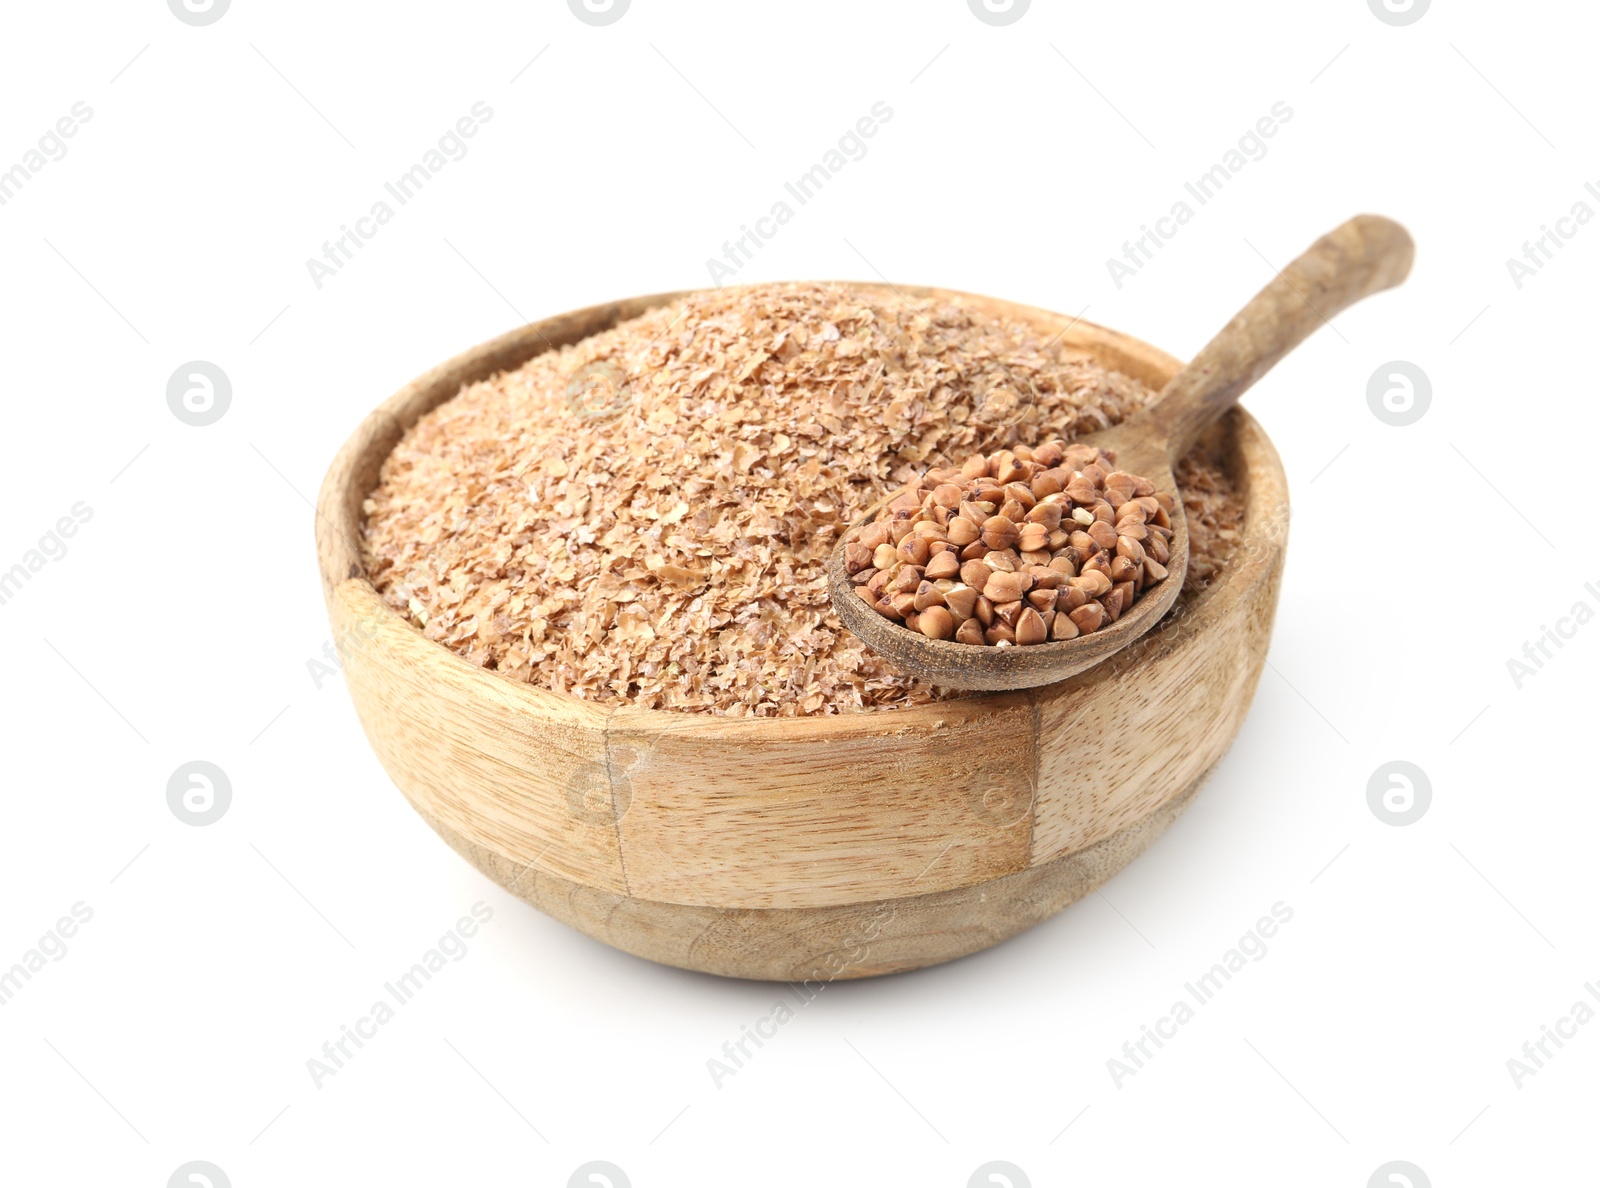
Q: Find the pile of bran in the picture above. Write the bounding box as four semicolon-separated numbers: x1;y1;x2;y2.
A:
361;282;1245;716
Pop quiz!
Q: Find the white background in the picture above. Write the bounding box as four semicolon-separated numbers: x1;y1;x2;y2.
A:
1;1;1595;1184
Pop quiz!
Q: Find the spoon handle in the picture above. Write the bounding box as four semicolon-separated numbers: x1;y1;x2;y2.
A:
1148;214;1415;459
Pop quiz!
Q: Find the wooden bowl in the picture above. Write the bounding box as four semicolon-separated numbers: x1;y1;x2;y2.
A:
316;286;1287;981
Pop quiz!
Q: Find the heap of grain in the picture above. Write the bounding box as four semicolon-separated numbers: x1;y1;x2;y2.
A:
362;283;1243;716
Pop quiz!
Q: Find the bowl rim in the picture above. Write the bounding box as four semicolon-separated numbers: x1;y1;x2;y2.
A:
315;282;1288;736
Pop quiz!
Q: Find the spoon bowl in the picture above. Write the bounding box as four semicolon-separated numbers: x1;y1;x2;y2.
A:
826;442;1188;691
828;214;1414;691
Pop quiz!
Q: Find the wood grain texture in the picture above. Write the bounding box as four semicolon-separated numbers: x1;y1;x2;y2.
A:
607;691;1036;910
1031;421;1286;865
331;580;629;893
315;283;1289;979
417;756;1215;981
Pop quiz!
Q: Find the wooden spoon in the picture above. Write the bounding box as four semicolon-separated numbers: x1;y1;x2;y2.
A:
827;214;1415;691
